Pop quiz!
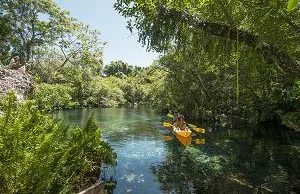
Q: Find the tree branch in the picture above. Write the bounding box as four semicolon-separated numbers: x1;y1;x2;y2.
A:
215;0;235;27
158;6;300;77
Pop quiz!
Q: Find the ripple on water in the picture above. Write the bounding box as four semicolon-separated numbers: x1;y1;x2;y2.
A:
117;140;165;160
121;173;145;183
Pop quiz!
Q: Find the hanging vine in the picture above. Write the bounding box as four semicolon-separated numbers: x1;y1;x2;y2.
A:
236;28;239;103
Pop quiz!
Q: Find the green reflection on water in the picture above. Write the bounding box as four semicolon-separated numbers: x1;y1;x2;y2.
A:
57;108;300;194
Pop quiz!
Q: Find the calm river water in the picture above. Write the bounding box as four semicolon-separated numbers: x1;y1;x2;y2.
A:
57;107;300;194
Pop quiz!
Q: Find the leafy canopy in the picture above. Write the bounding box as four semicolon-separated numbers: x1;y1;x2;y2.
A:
114;0;300;76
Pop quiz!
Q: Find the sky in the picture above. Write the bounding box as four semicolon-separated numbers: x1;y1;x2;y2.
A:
55;0;159;67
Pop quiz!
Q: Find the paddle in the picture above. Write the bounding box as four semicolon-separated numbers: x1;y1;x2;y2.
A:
188;124;205;133
163;121;173;128
163;121;205;134
187;123;197;128
166;113;205;133
167;113;173;118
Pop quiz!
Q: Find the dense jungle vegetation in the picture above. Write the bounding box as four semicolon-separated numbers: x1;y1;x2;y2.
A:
113;0;300;123
0;0;299;193
0;93;116;193
1;0;299;122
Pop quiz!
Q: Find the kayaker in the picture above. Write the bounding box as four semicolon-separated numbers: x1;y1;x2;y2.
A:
174;115;187;130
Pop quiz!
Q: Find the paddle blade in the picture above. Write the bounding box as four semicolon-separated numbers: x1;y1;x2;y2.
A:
188;123;197;128
167;113;174;118
194;127;205;133
188;123;205;133
163;122;173;128
163;135;172;141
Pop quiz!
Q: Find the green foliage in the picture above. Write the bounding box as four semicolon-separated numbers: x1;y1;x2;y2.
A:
1;0;165;110
29;23;104;83
31;83;78;110
152;42;300;122
4;0;299;126
114;0;300;122
114;0;300;76
103;60;133;77
121;76;145;105
0;0;69;64
28;60;165;109
288;0;299;11
0;0;104;73
117;64;166;106
0;93;116;193
81;76;126;107
0;15;11;64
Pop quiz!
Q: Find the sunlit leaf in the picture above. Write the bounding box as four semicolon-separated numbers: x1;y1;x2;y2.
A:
287;0;298;11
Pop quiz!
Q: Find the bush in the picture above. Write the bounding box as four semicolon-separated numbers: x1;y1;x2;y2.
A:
0;93;116;193
82;77;126;107
31;83;79;110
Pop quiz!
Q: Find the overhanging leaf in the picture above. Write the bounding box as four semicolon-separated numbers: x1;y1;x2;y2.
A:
287;0;298;11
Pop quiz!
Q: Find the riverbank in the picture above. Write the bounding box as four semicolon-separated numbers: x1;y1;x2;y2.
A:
0;95;116;193
281;112;300;132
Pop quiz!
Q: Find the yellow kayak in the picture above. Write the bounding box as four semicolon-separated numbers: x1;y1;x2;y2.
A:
175;133;192;146
172;126;192;138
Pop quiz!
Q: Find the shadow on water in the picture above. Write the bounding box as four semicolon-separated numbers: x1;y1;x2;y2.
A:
153;122;300;194
56;108;300;194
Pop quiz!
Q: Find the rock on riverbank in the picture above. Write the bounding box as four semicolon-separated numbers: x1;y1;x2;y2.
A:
0;66;33;101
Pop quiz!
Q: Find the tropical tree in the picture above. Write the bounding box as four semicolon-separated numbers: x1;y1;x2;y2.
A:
0;0;104;74
114;0;300;77
0;0;68;64
114;0;300;122
103;60;133;77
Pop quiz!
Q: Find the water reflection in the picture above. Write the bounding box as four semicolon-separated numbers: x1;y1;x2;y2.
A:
58;107;166;194
154;124;300;194
163;136;172;141
57;108;300;194
194;138;205;145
